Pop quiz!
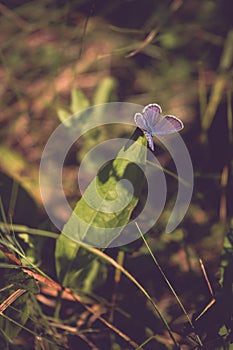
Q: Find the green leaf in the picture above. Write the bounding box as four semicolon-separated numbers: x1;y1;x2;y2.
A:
55;232;95;287
0;292;29;344
0;268;39;343
0;269;39;294
57;89;90;126
70;88;90;114
56;133;147;287
0;148;39;204
56;107;71;125
64;134;146;246
74;259;108;293
93;76;117;105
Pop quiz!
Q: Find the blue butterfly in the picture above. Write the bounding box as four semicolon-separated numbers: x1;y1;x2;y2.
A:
134;103;184;151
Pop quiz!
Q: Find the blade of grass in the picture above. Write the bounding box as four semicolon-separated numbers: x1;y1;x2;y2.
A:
0;198;7;224
70;240;180;348
201;29;233;132
0;289;26;314
135;222;203;347
2;221;179;346
219;165;228;221
125;29;158;58
0;222;59;239
8;181;19;221
109;250;125;323
0;233;52;281
227;88;232;144
147;160;190;187
0;225;175;348
198;63;208;118
0;312;60;347
199;258;214;297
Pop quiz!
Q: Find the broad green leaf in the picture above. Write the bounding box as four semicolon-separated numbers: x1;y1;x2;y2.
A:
55;232;96;287
56;133;147;287
64;135;147;246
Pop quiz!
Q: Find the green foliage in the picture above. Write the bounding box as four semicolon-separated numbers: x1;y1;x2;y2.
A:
0;269;39;345
0;269;39;294
56;77;119;166
56;76;117;124
186;225;233;348
0;0;233;348
56;133;147;287
70;88;90;114
93;76;118;105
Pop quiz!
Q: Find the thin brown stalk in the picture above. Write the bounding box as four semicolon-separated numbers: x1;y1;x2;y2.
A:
0;243;141;349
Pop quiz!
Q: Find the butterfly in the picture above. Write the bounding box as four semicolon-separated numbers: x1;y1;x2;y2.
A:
134;103;184;151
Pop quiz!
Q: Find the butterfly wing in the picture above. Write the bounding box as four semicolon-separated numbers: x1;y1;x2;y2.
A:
134;113;155;150
151;115;184;135
143;103;163;129
134;105;182;150
134;113;148;131
134;113;148;130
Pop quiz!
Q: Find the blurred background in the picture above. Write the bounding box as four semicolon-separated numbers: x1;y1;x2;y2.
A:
0;0;232;349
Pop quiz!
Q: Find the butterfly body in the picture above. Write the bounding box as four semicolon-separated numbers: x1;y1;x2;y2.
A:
134;103;184;151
